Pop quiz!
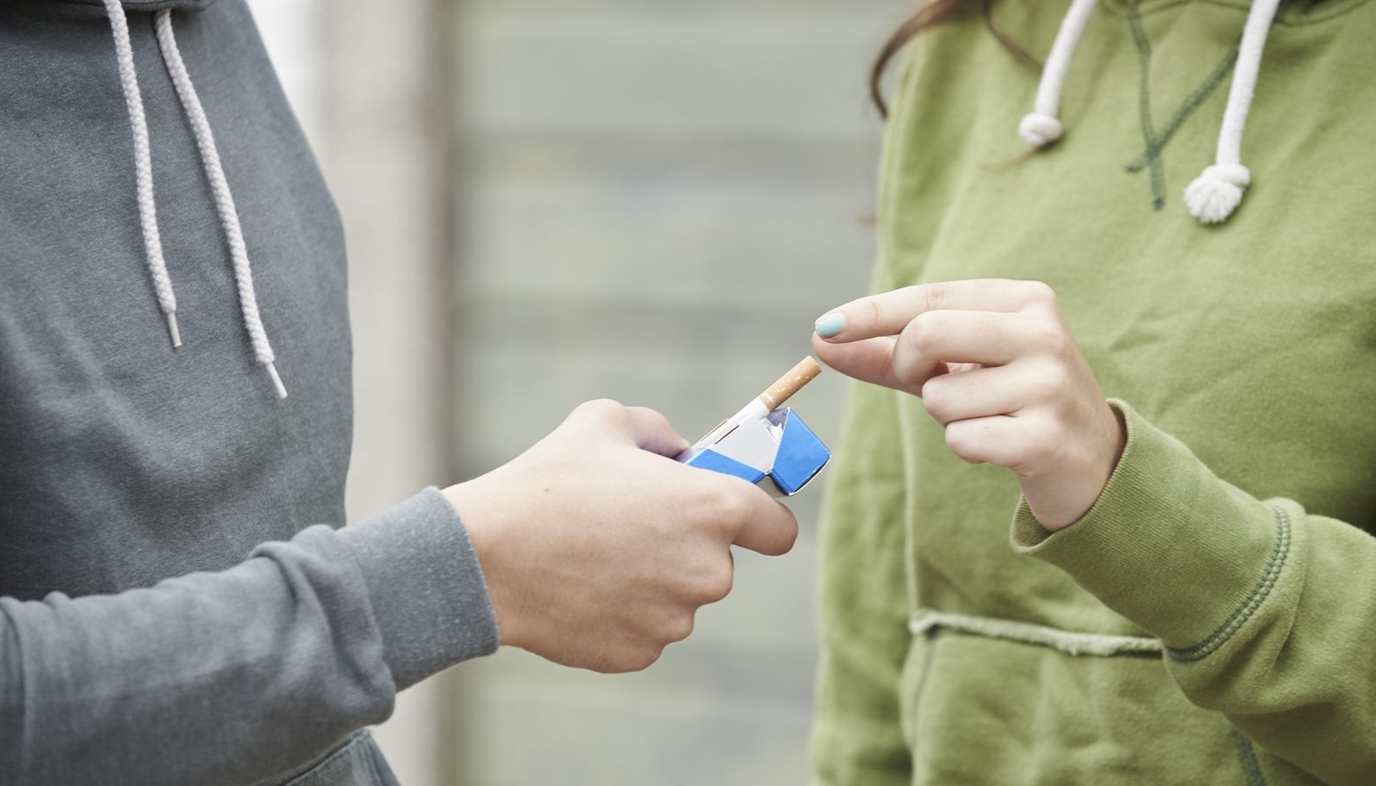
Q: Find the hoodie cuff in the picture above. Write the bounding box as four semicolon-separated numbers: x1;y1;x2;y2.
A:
336;488;499;690
1010;400;1296;655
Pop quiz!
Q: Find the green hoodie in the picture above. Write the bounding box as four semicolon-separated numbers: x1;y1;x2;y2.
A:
809;0;1376;783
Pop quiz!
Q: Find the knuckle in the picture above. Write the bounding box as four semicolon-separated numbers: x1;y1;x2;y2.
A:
590;645;633;674
700;561;735;602
862;298;885;332
1020;280;1059;307
943;422;981;463
627;404;668;426
919;283;950;313
1024;317;1068;355
634;646;665;672
573;398;625;422
921;377;952;421
645;408;674;433
1026;365;1068;401
589;658;619;675
607;640;663;673
903;312;939;353
665;612;696;643
924;397;950;426
891;352;922;390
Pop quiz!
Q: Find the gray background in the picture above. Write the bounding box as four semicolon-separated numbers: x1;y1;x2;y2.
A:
248;1;901;782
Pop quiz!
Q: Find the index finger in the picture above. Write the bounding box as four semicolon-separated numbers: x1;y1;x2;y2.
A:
815;279;1054;342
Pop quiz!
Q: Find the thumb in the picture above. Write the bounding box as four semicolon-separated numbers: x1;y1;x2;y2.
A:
724;481;799;557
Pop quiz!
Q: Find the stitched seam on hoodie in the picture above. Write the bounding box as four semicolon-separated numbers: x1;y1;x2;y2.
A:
909;611;1164;656
908;632;940;752
1125;46;1239;174
1125;0;1291;179
1168;506;1291;662
1127;0;1168;211
271;730;370;786
1230;727;1269;786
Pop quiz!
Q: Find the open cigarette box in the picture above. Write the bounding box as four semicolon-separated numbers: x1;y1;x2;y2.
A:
676;357;832;498
678;407;831;498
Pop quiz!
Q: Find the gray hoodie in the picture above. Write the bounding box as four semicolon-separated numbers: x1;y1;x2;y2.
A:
0;2;498;784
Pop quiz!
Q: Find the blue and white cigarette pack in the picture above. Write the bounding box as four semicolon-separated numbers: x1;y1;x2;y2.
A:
678;407;831;498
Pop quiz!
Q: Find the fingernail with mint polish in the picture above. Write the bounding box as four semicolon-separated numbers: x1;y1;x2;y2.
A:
815;312;846;338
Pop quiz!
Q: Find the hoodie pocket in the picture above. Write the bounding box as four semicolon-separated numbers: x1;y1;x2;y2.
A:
259;731;401;786
899;621;1323;785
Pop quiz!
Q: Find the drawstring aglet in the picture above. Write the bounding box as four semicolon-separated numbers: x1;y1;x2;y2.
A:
165;311;182;348
266;362;288;400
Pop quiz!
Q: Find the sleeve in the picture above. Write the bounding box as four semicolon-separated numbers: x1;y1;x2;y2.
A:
0;487;498;786
809;380;914;786
1011;400;1376;786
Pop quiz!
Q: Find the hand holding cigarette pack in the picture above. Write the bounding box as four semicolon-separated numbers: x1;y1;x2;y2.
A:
676;357;832;498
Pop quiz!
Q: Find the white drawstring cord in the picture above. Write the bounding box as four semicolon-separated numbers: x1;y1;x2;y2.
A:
1182;0;1282;224
1018;0;1099;147
154;11;287;399
104;0;181;348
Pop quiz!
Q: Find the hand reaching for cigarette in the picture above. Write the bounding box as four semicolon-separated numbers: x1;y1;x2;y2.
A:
812;279;1126;530
444;400;797;673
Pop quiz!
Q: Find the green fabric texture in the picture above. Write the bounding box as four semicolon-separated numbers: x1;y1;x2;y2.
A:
809;0;1376;783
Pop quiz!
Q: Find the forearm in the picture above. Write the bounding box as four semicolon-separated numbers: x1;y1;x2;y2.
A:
0;488;497;786
1013;401;1376;785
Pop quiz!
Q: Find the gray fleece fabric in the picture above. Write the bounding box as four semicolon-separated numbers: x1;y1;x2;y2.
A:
0;2;499;784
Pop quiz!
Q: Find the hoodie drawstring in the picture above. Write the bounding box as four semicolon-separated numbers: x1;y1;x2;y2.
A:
1182;0;1282;224
1018;0;1099;148
154;11;287;399
104;0;180;349
103;2;287;399
1019;0;1280;225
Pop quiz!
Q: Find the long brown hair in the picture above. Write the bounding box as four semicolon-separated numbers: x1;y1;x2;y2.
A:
871;0;1041;117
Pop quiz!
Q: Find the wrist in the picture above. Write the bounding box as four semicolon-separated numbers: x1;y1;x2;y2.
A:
1029;400;1128;532
442;478;526;649
333;489;501;684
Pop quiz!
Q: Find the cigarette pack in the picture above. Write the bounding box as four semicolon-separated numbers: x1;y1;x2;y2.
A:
678;407;831;498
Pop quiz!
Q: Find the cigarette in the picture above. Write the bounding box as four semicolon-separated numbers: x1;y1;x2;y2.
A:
759;356;822;410
689;356;824;451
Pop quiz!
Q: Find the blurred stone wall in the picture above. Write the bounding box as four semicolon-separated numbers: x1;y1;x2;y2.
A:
248;0;903;782
449;2;897;783
247;1;454;784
